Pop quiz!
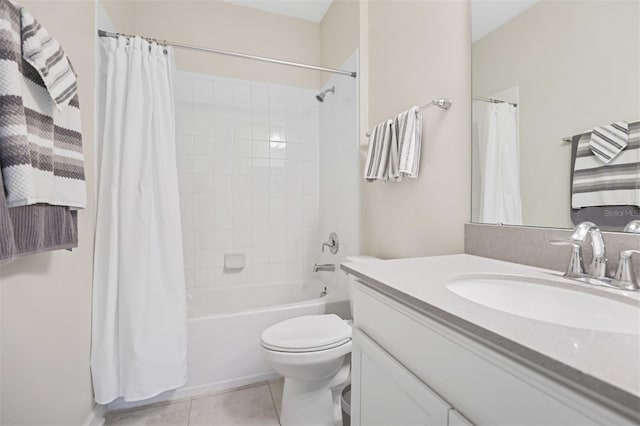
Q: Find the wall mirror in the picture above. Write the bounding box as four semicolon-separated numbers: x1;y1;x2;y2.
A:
471;0;640;232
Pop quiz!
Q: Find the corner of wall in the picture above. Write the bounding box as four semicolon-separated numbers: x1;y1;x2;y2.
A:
357;0;369;256
318;0;360;87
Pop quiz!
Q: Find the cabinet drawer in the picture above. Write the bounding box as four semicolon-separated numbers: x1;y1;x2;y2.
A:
352;282;633;426
353;328;450;426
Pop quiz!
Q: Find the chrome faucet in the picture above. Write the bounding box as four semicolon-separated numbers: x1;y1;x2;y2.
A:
570;221;607;278
551;221;638;291
551;221;607;278
313;263;335;272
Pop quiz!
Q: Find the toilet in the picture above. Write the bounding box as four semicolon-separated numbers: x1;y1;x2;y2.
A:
260;255;379;426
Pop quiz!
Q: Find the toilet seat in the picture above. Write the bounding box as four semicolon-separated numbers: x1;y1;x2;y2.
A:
263;337;351;353
261;314;352;353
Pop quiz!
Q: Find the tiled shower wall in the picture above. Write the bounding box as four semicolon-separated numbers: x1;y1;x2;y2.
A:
318;52;361;300
174;71;321;288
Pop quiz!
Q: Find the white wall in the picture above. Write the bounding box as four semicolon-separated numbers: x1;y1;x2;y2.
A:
0;1;96;425
175;71;321;288
319;0;360;86
134;1;322;89
100;0;135;34
361;0;471;259
318;52;361;301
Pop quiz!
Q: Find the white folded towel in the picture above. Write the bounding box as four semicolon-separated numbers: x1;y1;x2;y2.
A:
396;106;422;178
364;120;394;182
589;121;628;164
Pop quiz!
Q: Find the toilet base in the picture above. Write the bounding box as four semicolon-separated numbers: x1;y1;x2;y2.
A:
279;363;351;426
280;377;336;426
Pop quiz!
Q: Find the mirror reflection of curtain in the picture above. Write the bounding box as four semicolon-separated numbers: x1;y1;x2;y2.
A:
472;101;523;225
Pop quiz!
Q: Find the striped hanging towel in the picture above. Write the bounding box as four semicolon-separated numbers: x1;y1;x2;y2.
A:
0;0;86;209
396;106;422;178
364;120;394;182
388;119;401;181
572;121;640;208
21;9;78;109
589;121;628;164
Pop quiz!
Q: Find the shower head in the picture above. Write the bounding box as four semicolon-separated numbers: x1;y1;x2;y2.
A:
316;86;335;102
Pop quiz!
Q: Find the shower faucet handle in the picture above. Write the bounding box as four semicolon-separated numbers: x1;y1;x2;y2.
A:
321;232;339;254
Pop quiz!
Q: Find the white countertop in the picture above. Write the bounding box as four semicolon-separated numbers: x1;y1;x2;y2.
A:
341;254;640;414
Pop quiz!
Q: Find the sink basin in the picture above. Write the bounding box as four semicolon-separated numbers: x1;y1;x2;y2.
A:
446;274;640;335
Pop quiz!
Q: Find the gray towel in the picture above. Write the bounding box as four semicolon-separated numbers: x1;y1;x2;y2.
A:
0;167;78;264
570;132;640;229
572;121;640;208
364;120;394;182
388;120;401;181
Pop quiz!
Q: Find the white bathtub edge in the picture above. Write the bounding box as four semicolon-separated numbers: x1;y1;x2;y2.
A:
189;295;327;322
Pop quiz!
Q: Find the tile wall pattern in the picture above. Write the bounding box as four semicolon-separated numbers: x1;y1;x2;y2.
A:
175;71;320;288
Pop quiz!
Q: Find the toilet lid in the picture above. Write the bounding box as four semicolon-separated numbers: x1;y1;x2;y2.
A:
261;314;352;353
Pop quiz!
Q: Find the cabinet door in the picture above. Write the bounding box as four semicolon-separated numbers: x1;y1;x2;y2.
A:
354;328;450;426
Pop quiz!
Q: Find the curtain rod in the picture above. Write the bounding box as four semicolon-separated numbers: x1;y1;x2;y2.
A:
97;30;357;78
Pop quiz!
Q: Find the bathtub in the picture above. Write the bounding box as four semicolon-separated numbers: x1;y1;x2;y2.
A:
184;280;329;393
106;279;344;412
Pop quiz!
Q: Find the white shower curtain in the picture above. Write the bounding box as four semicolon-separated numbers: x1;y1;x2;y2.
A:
474;102;523;225
91;36;188;404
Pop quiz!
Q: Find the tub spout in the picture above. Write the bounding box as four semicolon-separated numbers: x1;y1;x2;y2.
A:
313;263;335;272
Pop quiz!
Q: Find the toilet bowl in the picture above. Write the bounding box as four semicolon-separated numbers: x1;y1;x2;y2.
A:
260;255;380;426
261;314;352;426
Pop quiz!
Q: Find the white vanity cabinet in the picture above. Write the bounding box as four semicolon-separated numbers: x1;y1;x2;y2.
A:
350;282;634;426
353;327;450;426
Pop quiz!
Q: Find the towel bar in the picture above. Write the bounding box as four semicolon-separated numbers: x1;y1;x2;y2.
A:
365;98;452;137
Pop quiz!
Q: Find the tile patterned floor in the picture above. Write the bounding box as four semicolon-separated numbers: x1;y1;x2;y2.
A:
105;380;284;426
